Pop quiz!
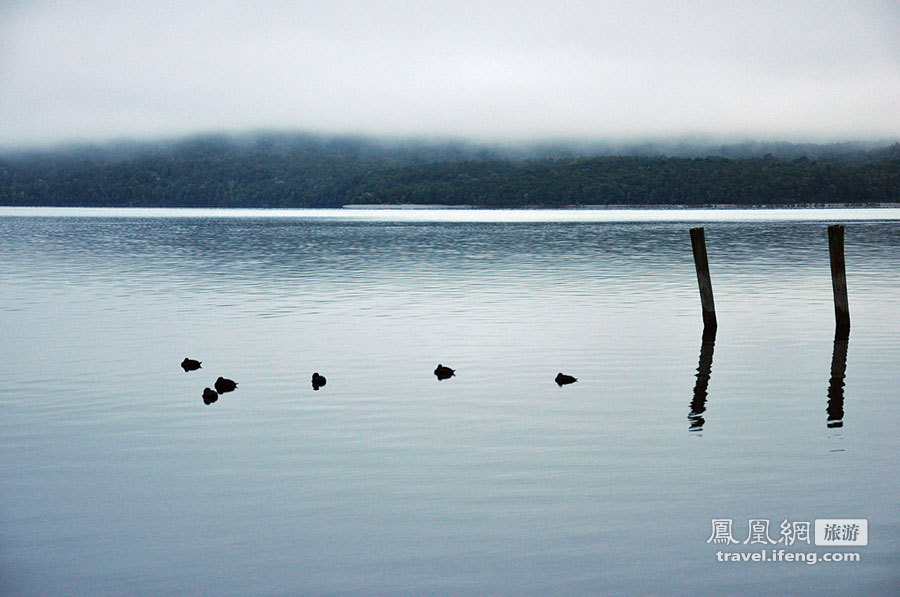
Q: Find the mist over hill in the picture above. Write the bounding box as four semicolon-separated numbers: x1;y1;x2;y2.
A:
2;133;898;208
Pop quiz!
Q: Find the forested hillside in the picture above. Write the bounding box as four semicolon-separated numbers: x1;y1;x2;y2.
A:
2;134;898;207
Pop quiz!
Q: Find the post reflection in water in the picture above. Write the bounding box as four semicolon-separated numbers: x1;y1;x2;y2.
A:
688;332;716;432
827;338;849;428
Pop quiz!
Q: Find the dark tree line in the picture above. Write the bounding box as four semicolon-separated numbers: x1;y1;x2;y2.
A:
2;135;898;208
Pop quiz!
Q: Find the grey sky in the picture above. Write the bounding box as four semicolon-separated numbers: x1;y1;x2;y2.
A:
2;0;899;148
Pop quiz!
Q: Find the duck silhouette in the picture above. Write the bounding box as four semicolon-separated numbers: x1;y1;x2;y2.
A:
214;376;238;394
181;358;202;372
434;364;455;380
202;387;218;405
555;372;577;386
311;372;327;390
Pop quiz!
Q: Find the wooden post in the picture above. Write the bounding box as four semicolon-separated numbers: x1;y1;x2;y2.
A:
690;227;717;337
828;225;850;340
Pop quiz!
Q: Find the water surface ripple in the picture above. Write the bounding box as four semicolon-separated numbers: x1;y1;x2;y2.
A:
1;209;898;596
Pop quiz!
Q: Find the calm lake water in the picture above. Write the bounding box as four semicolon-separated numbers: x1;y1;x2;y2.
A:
1;208;898;596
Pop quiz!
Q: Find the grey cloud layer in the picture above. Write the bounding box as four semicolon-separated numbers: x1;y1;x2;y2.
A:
2;0;898;147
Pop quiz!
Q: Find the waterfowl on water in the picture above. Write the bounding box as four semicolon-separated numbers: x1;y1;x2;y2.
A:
214;376;238;394
434;364;455;380
555;372;577;386
202;387;218;405
312;372;327;390
181;358;202;372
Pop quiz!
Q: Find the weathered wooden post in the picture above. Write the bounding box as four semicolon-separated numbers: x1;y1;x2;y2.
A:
828;225;850;340
690;227;717;338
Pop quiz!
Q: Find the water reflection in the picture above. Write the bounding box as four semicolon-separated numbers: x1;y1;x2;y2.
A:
827;338;849;428
688;333;716;432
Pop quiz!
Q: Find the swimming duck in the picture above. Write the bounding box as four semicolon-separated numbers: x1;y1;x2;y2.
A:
214;376;238;393
202;387;218;405
434;364;455;380
312;372;327;390
181;358;202;372
555;372;577;386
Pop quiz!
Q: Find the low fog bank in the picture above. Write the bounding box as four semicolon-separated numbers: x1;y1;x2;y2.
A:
2;130;897;164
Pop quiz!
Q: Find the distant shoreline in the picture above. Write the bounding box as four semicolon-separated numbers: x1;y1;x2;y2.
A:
3;135;897;209
0;203;900;212
344;203;900;210
343;204;475;209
